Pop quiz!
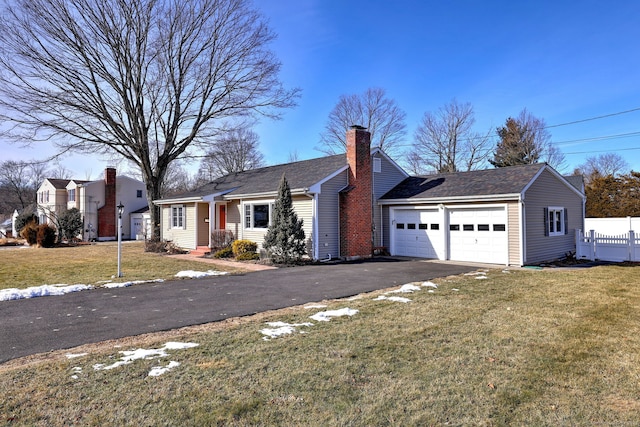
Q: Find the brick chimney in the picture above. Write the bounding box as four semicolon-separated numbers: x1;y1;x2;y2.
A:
98;167;117;239
340;125;373;259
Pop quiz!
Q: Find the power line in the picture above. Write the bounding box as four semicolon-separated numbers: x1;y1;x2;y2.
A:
546;107;640;129
564;147;640;155
554;131;640;146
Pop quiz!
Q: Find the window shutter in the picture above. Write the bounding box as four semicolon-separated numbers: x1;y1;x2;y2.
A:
564;208;568;235
543;207;549;236
182;204;187;229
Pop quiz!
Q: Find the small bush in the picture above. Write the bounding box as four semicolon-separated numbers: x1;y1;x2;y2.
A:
20;221;38;245
211;230;235;251
145;238;167;253
213;246;234;258
235;251;260;261
232;239;257;257
36;224;57;248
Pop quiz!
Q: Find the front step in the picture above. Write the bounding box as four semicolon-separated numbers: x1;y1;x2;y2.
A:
189;246;211;257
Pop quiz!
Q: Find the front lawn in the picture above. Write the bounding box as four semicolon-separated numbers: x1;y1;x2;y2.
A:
0;241;239;290
1;265;639;425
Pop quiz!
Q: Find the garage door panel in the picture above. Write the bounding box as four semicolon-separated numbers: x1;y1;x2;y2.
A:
393;209;440;258
448;207;507;264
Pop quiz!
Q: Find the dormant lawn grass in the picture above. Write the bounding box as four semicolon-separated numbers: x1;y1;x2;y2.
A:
2;264;640;425
0;242;240;290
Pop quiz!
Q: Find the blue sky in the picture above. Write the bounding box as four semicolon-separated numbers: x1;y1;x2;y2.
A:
253;0;640;174
4;0;640;178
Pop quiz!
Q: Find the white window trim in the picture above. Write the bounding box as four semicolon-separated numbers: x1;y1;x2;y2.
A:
171;204;186;229
547;206;565;237
243;201;274;230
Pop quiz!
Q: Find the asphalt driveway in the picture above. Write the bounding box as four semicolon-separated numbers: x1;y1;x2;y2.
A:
0;258;477;363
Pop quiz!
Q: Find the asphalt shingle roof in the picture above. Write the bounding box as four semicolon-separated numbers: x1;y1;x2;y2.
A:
172;154;347;199
381;163;549;200
45;179;71;189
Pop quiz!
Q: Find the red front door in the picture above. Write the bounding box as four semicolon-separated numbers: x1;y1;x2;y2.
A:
219;205;226;229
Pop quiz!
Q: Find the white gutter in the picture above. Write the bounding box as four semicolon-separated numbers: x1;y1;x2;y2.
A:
377;193;522;205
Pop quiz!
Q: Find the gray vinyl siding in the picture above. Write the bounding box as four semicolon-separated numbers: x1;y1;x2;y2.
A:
523;169;583;264
507;201;521;266
372;153;407;248
317;170;347;259
226;196;313;253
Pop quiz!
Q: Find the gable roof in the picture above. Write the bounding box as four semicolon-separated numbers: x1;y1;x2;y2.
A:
157;154;348;202
44;178;71;189
380;163;550;202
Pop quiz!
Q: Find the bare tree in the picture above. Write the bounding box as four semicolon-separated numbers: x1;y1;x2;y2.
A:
196;126;265;182
410;100;491;173
575;153;629;184
0;0;298;237
0;161;49;214
318;87;406;156
490;109;565;170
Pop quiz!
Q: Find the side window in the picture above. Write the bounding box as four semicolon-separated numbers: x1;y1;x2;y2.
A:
545;207;566;236
171;205;186;229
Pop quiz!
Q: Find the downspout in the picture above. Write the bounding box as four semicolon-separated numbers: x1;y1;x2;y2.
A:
380;205;384;247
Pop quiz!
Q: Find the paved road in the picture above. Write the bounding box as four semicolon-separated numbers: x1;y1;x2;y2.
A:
0;259;476;363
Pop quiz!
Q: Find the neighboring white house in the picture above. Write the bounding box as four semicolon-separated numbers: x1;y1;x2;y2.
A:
37;167;148;240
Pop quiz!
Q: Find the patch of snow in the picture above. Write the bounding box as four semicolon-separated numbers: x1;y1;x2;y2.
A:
304;304;327;309
260;321;314;340
452;288;460;292
422;281;438;289
66;352;88;359
309;308;358;322
93;342;198;371
475;276;488;280
374;295;412;303
389;283;421;293
0;284;93;301
175;270;229;278
148;361;181;377
103;279;164;289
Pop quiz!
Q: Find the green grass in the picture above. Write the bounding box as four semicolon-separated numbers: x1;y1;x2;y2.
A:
0;242;240;290
2;265;640;425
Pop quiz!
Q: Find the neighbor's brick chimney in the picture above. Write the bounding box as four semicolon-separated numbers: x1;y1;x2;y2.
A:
97;167;117;239
340;125;373;259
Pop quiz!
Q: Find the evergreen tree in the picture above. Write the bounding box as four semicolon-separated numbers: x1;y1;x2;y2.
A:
263;174;306;263
58;208;83;241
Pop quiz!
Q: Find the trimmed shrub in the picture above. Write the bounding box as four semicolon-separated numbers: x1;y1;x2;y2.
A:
213;246;234;258
235;251;260;261
232;239;257;257
58;208;83;241
263;174;306;264
36;224;57;248
20;221;38;245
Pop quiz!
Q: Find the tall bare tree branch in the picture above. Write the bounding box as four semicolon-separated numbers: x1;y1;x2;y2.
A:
0;0;299;236
317;87;406;156
411;100;491;173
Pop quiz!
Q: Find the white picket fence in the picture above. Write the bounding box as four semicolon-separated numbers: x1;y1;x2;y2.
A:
576;229;640;262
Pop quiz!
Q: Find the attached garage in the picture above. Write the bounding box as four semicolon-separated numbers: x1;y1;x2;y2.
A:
447;206;508;264
391;209;442;258
379;163;586;267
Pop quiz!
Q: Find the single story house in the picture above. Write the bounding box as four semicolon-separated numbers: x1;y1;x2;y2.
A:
154;127;585;266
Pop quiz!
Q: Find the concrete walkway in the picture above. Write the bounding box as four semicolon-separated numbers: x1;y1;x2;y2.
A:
167;253;278;271
0;258;478;364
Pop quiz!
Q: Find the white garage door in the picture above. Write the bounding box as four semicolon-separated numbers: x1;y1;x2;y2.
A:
393;209;442;258
448;207;507;264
